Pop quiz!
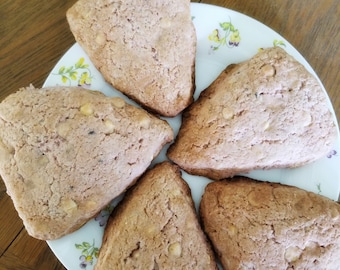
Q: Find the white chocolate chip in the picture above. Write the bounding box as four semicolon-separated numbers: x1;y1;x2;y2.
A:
222;107;234;120
228;224;238;236
60;198;78;215
80;103;94;116
138;114;151;129
85;200;97;210
103;119;115;134
248;190;261;207
306;241;318;249
261;64;276;77
111;97;125;108
95;32;106;45
263;121;270;131
37;154;49;166
57;122;72;138
171;188;181;197
168;242;182;257
301;110;312;127
284;246;302;263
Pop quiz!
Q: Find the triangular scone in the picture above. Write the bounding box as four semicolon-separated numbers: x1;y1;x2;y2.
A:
167;47;337;179
0;86;173;240
200;177;340;269
94;162;217;270
66;0;196;117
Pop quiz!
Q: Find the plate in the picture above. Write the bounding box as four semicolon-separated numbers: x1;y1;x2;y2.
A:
43;3;340;269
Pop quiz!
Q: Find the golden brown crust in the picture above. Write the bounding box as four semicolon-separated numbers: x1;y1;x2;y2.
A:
200;176;340;269
95;162;217;270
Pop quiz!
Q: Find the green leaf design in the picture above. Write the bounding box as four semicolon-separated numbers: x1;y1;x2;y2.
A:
75;243;83;249
75;57;84;69
58;66;65;74
273;39;286;47
93;248;99;258
316;183;322;194
82;242;91;248
53;57;92;85
69;71;78;80
220;22;230;31
65;66;73;73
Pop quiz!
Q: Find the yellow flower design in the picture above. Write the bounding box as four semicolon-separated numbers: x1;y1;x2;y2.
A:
78;72;92;86
208;19;241;50
230;30;240;44
208;29;220;42
61;75;68;84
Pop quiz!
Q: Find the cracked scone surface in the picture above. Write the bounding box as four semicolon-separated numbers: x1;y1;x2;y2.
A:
200;177;340;270
66;0;196;117
167;47;337;179
95;162;217;270
0;86;173;240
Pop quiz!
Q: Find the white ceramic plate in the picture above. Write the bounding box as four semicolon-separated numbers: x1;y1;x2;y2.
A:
43;3;340;269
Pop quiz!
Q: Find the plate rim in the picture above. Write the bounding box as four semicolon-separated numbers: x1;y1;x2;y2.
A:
44;3;340;269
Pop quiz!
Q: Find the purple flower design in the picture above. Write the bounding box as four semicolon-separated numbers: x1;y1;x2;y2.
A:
75;240;99;269
94;202;116;227
79;255;93;269
94;195;124;227
94;209;110;227
327;149;337;158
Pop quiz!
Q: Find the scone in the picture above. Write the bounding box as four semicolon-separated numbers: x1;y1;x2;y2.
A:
95;162;217;270
0;85;173;240
167;47;337;179
200;176;340;270
66;0;196;117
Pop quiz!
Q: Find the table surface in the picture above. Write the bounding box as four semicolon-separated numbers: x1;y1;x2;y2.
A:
0;0;339;269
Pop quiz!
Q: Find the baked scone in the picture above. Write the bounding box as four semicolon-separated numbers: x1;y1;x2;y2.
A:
66;0;196;117
167;47;337;179
0;85;173;240
95;162;217;270
200;176;340;270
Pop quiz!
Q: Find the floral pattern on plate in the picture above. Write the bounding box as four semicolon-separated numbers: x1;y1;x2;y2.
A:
94;198;120;227
53;57;93;87
44;3;340;270
208;19;241;50
75;240;99;269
